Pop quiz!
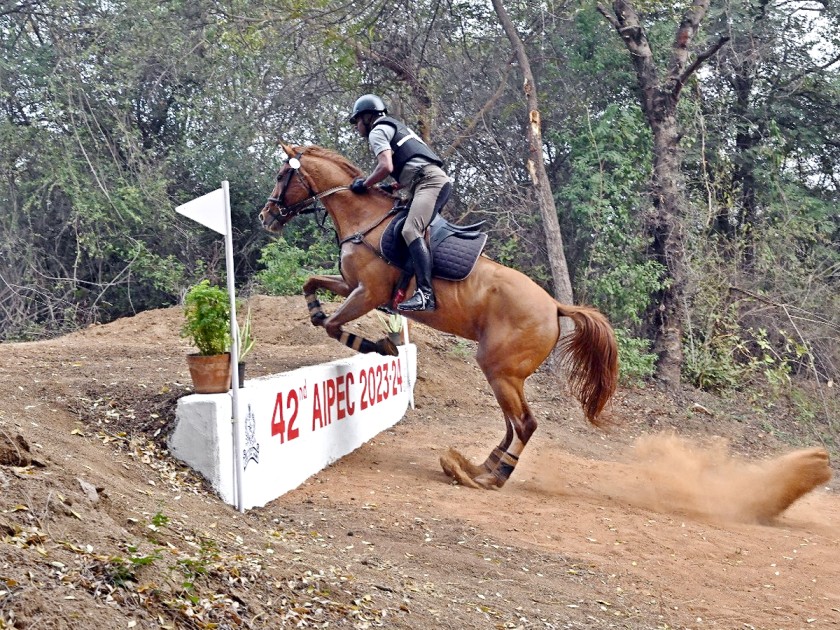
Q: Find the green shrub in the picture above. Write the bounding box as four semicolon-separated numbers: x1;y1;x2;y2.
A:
255;238;338;296
682;320;808;393
614;328;657;387
181;280;231;355
682;336;742;392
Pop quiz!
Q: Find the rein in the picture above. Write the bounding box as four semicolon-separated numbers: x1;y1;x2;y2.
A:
266;184;348;219
265;154;349;225
266;153;398;258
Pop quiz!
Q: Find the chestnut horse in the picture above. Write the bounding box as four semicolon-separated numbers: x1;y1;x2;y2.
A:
259;144;619;489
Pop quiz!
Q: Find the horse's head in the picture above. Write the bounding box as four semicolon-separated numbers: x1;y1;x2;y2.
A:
259;144;315;233
259;143;362;233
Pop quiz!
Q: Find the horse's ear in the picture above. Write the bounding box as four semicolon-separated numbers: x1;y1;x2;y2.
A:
279;142;296;158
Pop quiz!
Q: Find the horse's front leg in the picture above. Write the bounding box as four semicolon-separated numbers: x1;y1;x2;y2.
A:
303;275;351;326
302;276;397;357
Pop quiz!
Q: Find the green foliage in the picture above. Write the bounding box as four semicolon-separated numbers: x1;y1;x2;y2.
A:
378;312;403;333
255;239;312;296
682;331;743;393
176;537;220;596
237;307;255;361
681;164;838;394
555;105;665;329
682;311;815;394
582;255;665;328
150;511;170;528
614;328;657;387
104;549;162;587
255;237;338;296
557;8;637;99
181;280;231;356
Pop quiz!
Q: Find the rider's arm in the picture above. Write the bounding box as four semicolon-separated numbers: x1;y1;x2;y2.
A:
363;150;395;188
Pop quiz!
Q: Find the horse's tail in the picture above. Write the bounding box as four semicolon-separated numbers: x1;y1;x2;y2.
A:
556;303;619;427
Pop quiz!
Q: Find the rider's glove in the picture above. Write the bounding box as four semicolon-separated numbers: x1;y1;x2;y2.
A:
349;177;367;194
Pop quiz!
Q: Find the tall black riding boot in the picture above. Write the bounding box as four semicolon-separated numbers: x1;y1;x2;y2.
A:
398;238;436;312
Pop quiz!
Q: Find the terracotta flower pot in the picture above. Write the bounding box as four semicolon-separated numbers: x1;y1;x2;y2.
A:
186;353;232;394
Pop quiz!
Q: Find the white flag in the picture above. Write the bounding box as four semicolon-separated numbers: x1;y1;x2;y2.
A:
176;188;227;235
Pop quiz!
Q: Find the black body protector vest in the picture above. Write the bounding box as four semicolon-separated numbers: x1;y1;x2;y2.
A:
371;116;443;180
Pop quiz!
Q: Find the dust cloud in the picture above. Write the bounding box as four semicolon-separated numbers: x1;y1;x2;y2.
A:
584;433;831;523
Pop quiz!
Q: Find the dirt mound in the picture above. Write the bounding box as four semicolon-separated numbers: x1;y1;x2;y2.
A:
1;295;838;629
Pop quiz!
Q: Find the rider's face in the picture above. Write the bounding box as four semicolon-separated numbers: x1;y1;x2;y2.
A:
355;116;368;138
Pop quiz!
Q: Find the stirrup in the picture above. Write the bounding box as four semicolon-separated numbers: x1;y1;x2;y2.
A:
398;289;436;312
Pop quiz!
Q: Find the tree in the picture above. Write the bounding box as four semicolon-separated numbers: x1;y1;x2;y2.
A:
701;0;840;262
597;0;728;389
490;0;574;306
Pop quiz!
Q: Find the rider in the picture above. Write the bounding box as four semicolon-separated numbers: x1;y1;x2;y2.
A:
348;94;450;312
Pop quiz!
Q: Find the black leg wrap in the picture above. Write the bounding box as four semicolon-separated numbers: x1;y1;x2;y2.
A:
336;331;391;355
486;447;518;482
305;292;327;326
357;338;378;354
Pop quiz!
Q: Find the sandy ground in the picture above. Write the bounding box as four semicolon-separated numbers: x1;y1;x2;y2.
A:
1;295;838;630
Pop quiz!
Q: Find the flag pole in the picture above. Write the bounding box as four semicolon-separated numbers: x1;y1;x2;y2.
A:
401;315;414;410
175;183;244;510
222;181;244;512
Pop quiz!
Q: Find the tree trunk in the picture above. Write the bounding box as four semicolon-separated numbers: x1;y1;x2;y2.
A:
598;0;727;390
648;110;688;390
490;0;574;307
731;71;758;267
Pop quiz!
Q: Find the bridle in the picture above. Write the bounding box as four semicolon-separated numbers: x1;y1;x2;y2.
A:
263;149;402;262
264;153;348;227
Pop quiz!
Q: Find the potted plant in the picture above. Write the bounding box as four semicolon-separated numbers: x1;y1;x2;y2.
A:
378;311;404;346
181;280;232;393
236;307;255;387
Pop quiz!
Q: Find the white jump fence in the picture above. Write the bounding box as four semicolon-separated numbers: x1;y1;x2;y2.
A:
170;344;417;510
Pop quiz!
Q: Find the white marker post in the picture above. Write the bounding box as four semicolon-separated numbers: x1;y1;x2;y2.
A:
176;183;244;511
400;315;414;409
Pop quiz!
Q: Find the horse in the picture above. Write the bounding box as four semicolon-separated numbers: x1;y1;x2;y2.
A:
259;143;619;490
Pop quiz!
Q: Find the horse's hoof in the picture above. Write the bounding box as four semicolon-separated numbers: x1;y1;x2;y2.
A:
472;472;504;490
374;337;399;357
440;448;499;490
440;452;482;489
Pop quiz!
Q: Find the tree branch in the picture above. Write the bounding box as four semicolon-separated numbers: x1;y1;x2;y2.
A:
443;57;514;159
673;36;730;98
347;37;433;141
596;4;621;31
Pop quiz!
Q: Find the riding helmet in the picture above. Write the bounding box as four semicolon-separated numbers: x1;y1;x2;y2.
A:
349;94;387;123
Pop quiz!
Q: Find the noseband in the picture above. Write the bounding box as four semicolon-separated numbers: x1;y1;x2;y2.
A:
264;154;349;226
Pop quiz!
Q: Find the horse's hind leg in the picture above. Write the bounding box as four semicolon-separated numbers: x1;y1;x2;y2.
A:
441;376;536;489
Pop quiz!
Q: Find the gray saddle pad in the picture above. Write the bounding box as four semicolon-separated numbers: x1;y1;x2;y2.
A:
380;211;487;281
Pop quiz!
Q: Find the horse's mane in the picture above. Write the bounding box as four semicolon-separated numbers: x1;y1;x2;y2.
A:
298;145;363;178
294;144;392;200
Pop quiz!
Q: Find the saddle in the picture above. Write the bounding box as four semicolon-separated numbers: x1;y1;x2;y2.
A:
379;208;487;281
